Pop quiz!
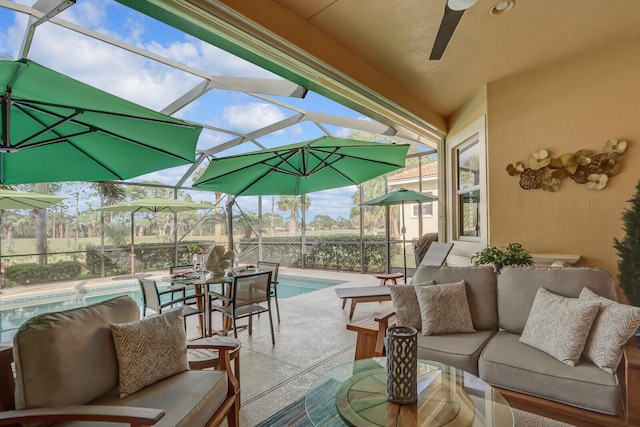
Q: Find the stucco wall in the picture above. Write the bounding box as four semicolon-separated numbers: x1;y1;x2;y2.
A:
486;37;640;277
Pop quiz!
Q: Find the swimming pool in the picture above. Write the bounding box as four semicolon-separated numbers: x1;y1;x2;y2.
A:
0;275;344;342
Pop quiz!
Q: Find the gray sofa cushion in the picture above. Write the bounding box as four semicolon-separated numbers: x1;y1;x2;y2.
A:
412;266;497;330
497;267;617;334
416;330;495;376
54;370;228;427
479;332;621;415
13;296;140;410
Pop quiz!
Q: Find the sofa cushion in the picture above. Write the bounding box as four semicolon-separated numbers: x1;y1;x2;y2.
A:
411;266;497;330
580;287;640;373
12;296;140;410
388;281;435;331
479;332;620;415
415;281;475;335
54;370;228;427
497;266;617;334
111;309;190;398
519;288;599;366
416;330;495;376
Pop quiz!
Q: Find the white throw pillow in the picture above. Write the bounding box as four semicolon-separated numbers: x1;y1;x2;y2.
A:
519;288;599;366
580;287;640;373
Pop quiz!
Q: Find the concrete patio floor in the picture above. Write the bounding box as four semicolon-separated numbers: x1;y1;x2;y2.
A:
0;267;389;425
208;267;386;426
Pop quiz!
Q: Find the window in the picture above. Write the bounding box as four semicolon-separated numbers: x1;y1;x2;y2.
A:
411;192;434;217
446;116;487;253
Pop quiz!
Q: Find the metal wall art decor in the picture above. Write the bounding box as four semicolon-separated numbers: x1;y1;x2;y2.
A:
506;139;628;192
385;326;418;404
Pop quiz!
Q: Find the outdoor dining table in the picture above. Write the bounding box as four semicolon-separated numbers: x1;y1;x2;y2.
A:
162;273;232;337
163;268;263;337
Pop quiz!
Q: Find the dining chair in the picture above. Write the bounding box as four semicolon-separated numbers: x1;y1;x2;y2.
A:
138;277;205;338
168;264;195;299
208;271;275;345
256;261;280;323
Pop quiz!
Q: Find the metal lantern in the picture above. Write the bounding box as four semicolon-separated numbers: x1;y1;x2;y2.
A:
385;326;418;404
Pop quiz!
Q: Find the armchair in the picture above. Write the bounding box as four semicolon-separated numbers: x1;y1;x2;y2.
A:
0;296;240;427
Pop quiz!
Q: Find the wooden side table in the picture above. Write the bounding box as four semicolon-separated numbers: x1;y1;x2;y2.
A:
374;272;404;286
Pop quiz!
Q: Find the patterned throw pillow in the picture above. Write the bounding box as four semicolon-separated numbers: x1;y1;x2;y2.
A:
580;287;640;373
519;288;599;366
388;281;435;331
414;280;475;336
110;309;189;397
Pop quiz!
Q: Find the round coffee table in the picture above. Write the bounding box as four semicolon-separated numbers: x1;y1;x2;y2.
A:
305;358;513;426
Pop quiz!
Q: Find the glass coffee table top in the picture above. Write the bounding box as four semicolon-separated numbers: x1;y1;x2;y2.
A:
305;358;513;427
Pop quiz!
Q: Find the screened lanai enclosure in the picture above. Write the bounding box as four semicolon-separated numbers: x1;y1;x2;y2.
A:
0;0;441;288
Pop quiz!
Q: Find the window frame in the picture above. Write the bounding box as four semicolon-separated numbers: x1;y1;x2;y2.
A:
411;191;434;218
445;116;488;255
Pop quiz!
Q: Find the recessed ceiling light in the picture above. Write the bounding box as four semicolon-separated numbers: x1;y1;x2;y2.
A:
490;0;515;15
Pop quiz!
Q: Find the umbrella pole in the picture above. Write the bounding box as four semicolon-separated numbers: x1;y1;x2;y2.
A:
401;201;407;284
130;212;135;275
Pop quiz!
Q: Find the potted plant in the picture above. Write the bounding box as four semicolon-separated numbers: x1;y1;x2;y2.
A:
613;181;640;342
471;242;534;273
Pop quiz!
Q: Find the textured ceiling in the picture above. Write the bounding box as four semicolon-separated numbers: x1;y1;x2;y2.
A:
270;0;640;118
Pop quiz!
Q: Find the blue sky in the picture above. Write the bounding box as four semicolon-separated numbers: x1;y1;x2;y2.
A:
0;0;380;220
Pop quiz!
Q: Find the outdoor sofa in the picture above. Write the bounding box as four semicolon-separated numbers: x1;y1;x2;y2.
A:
369;265;640;427
0;295;240;427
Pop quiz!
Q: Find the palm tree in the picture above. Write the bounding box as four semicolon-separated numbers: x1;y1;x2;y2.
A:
31;183;60;264
351;177;387;235
277;195;311;236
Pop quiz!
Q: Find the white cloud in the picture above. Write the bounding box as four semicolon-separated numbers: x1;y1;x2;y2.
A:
334;127;353;138
222;103;286;133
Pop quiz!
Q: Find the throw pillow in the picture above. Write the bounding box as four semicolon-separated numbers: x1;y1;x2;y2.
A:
388;281;435;331
110;309;189;398
414;280;475;336
580;287;640;373
519;288;599;366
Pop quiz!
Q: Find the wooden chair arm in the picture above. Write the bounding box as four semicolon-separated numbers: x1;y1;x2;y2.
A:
373;306;396;356
0;405;164;426
186;342;239;351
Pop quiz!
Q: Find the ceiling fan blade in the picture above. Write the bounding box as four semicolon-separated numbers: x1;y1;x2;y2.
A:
429;4;465;60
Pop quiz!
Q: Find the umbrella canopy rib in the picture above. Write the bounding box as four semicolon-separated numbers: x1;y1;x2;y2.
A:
194;136;410;196
10;100;194;162
0;59;201;184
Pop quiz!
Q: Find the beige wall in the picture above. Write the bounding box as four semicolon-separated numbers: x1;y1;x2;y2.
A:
388;180;439;240
485;37;640;278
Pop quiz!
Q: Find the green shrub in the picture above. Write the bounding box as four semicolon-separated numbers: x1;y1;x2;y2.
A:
5;261;82;285
240;235;387;272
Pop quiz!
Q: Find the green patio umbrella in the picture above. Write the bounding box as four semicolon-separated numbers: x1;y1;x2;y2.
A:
193;136;410;195
95;198;216;274
0;188;66;288
0;188;66;209
0;59;201;184
361;188;438;282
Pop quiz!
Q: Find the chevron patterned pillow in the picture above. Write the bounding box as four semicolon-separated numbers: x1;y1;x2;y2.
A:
111;309;189;397
579;287;640;373
519;288;599;366
415;280;475;336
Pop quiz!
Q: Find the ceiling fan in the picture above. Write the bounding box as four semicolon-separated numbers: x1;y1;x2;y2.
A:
429;0;478;60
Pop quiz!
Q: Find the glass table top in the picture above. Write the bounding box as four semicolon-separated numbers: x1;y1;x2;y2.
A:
305;358;514;427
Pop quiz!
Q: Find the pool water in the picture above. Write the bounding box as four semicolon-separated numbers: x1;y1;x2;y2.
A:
0;275;344;342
